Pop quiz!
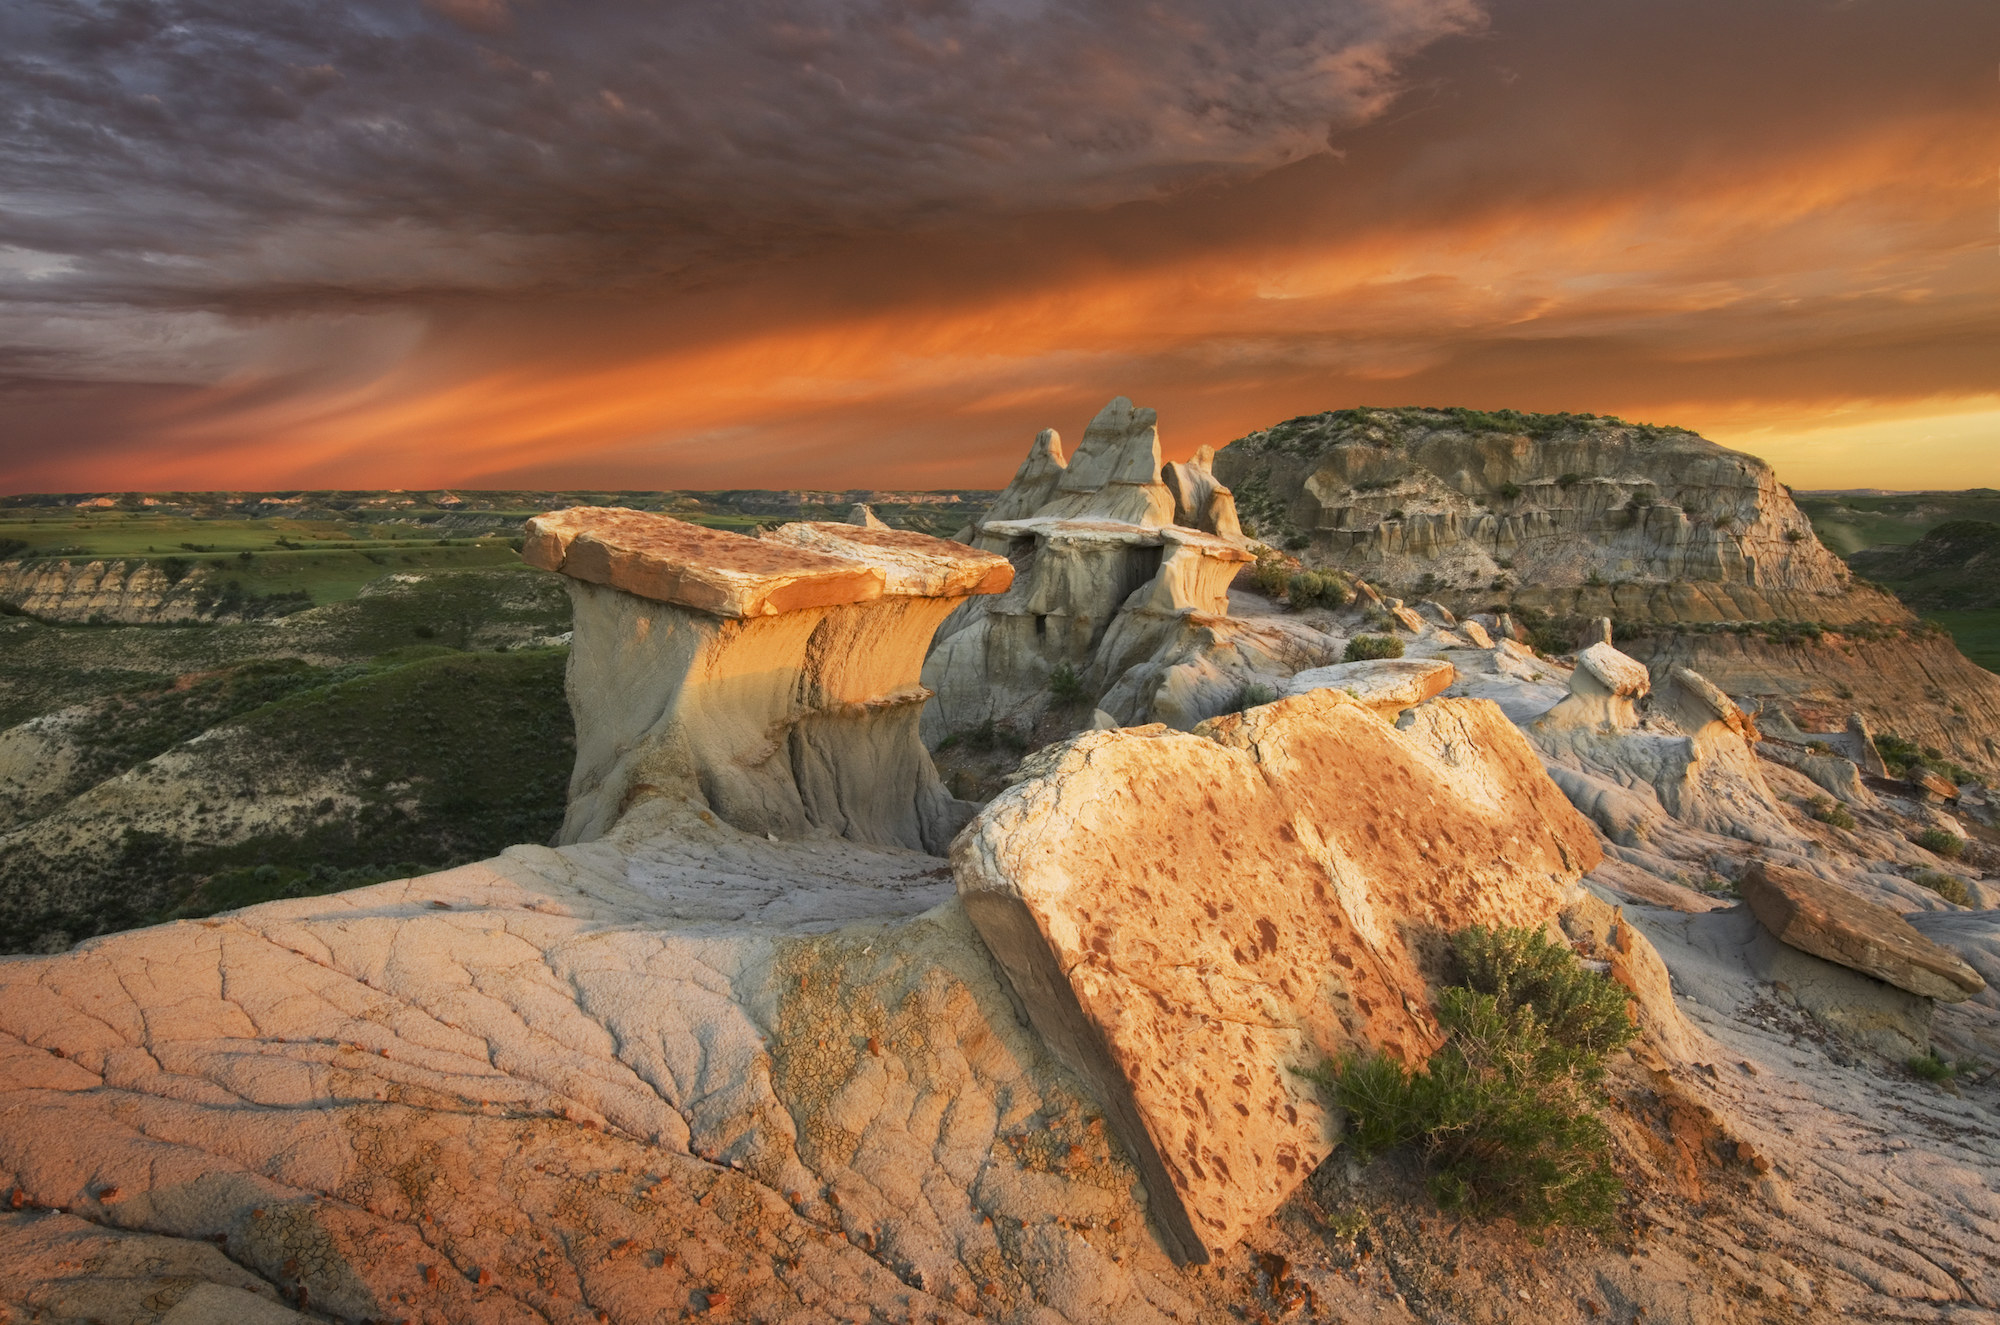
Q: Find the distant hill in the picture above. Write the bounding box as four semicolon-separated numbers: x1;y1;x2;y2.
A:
1794;488;2000;557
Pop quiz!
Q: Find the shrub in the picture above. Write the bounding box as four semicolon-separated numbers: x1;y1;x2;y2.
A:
1048;662;1088;708
1805;797;1855;830
1915;827;1966;860
1914;870;1972;906
1908;1052;1957;1083
1288;570;1352;611
1234;681;1279;712
1312;926;1635;1229
1250;555;1292;597
937;719;1027;755
1556;473;1581;489
1496;482;1523;501
1784;529;1807;543
1388;509;1406;521
1584;571;1606;588
1345;634;1404;662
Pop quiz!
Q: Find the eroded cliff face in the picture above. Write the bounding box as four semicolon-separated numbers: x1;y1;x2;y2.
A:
0;558;225;624
1212;409;1852;611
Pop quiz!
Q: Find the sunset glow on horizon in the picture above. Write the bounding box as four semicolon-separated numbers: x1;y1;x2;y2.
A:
2;0;1992;494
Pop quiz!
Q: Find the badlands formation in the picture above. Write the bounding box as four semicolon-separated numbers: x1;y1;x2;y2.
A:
2;399;1998;1324
1214;408;2000;777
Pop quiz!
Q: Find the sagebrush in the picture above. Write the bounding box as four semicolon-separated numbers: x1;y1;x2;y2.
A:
1311;925;1636;1229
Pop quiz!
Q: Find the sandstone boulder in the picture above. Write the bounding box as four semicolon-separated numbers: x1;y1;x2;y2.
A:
952;690;1600;1263
1161;444;1246;543
1282;657;1456;716
1459;618;1495;649
1906;766;1959;803
1740;862;1985;1002
1576;642;1652;699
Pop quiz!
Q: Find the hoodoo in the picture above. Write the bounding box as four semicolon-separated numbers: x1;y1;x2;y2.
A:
525;508;1011;851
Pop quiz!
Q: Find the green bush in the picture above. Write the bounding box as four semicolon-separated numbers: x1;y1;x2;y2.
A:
1915;827;1966;860
1908;1052;1958;1083
1250;555;1292;597
936;719;1028;755
1288;570;1353;611
1496;482;1523;501
1805;796;1856;830
1313;926;1635;1229
1344;634;1404;662
1048;662;1089;708
1914;870;1972;906
1234;681;1279;712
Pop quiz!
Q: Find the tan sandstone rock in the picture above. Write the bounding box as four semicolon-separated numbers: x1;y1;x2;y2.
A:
1282;658;1456;716
1740;862;1985;1002
952;689;1600;1264
1576;642;1653;698
524;507;885;618
534;509;1012;849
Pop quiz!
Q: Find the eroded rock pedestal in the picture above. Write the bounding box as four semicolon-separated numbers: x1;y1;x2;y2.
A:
952;689;1601;1262
526;509;1011;851
926;397;1342;740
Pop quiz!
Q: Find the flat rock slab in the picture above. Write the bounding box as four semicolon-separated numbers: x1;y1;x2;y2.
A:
525;508;1011;617
1741;862;1985;1002
1283;658;1456;713
953;690;1598;1264
764;522;1014;597
525;508;884;616
1576;642;1652;697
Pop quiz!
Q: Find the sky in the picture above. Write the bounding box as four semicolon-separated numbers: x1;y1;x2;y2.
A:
0;0;1993;494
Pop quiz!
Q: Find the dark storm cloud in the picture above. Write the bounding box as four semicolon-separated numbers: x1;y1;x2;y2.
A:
0;0;1480;315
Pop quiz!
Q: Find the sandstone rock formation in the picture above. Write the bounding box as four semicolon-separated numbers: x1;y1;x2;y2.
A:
0;558;225;624
1740;861;1985;1001
1210;407;2000;780
1280;656;1455;715
952;690;1600;1263
525;509;1011;851
925;398;1344;740
1213;408;1850;611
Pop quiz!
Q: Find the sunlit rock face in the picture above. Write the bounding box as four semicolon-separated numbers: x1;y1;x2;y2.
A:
1212;409;1854;616
952;690;1600;1263
526;509;1011;852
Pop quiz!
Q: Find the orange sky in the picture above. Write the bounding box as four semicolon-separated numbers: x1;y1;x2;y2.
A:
0;0;1992;494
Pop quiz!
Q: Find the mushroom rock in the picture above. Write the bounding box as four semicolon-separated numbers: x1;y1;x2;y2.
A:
952;689;1601;1264
526;509;1011;852
1161;445;1246;544
1533;646;1795;846
1665;665;1757;745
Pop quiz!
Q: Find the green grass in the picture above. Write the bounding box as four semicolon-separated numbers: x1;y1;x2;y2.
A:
1919;610;2000;673
1796;491;2000;558
0;647;575;951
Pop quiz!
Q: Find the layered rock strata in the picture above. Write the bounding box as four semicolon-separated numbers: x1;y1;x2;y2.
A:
525;509;1011;850
1212;408;1850;602
0;558;224;624
952;689;1601;1263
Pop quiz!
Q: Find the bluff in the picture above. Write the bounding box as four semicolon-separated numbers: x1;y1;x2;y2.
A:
1212;407;2000;777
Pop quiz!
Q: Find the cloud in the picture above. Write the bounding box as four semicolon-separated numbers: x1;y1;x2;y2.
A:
0;0;1994;493
0;0;1480;316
